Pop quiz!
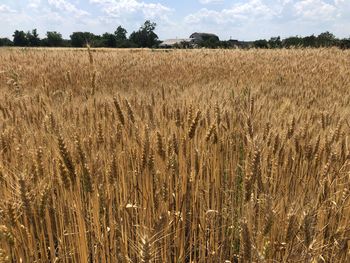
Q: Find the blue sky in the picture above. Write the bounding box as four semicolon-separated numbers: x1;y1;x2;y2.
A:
0;0;349;40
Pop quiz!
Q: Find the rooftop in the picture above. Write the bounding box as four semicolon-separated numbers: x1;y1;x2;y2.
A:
159;38;194;46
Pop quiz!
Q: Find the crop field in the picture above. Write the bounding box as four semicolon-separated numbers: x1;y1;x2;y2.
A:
0;48;350;262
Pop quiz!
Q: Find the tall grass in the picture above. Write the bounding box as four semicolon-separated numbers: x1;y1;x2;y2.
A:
0;48;349;262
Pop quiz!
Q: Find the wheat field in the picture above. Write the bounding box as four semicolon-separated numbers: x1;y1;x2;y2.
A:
0;48;350;262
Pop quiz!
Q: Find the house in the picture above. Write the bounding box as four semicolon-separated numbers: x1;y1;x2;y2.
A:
189;32;220;44
159;38;195;48
159;32;220;48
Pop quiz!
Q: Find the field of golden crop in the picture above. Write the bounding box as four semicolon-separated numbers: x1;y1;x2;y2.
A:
0;48;350;262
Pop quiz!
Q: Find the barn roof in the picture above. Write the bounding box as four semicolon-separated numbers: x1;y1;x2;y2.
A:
159;38;194;47
190;32;219;38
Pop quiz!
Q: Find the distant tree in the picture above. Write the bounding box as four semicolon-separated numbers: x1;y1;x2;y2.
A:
70;32;84;47
45;31;63;47
268;36;281;48
114;26;131;47
27;29;41;46
302;35;317;47
254;39;269;48
13;30;29;46
129;20;159;48
282;36;302;48
92;35;106;47
339;38;350;49
317;31;336;47
70;32;96;47
201;36;220;48
0;38;13;46
129;31;142;47
61;39;72;47
218;40;231;49
101;33;117;47
115;26;127;42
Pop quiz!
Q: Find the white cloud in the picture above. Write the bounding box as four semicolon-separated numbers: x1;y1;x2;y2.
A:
181;0;350;40
48;0;89;17
278;0;293;4
185;0;348;25
28;0;41;9
90;0;171;20
294;0;337;20
186;0;276;24
230;0;276;18
0;4;16;13
199;0;224;4
331;0;350;19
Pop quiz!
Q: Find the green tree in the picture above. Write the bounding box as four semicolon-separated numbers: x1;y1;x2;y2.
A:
200;35;220;48
27;29;41;46
115;26;127;42
268;36;281;48
129;20;159;48
13;30;29;46
101;33;117;47
114;26;130;47
282;36;302;48
317;31;336;47
254;39;269;48
302;35;317;47
45;31;63;47
339;38;350;49
0;38;13;46
70;32;96;47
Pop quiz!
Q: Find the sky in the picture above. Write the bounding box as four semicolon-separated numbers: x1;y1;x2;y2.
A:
0;0;349;41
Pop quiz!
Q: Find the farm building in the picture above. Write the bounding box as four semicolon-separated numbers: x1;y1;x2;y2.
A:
159;38;195;48
189;32;220;44
160;32;220;48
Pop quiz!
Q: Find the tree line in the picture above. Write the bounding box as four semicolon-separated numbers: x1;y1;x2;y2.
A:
250;32;350;49
0;21;159;48
1;20;349;49
193;32;350;49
